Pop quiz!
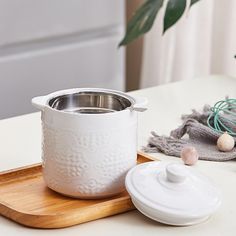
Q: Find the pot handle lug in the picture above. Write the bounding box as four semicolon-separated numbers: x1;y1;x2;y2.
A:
32;96;48;111
132;97;148;112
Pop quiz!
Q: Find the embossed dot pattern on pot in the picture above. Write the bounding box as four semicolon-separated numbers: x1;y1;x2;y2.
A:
41;122;137;197
75;179;107;195
77;132;112;151
96;150;136;182
52;151;89;178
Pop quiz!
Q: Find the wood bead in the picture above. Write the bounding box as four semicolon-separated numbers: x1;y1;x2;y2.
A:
217;132;235;152
181;146;199;165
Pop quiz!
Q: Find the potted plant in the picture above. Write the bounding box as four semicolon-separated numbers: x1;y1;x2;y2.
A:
119;0;200;46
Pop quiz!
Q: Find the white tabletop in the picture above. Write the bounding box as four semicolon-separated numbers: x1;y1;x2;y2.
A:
1;75;236;235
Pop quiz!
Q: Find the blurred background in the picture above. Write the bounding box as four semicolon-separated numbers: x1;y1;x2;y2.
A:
0;0;235;119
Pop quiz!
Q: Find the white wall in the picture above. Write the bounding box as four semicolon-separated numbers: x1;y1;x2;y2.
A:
0;0;125;119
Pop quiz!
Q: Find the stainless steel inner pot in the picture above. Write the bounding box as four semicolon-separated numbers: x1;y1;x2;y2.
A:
48;91;132;114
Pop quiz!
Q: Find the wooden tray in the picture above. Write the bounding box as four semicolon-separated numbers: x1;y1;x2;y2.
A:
0;152;154;228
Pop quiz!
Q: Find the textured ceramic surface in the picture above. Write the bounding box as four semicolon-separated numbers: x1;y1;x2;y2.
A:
32;88;147;198
42;122;137;198
125;161;221;226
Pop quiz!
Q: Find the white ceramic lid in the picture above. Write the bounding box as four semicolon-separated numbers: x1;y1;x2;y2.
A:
125;161;221;225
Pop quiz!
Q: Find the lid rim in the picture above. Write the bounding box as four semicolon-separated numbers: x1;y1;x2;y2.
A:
131;197;211;226
128;192;221;219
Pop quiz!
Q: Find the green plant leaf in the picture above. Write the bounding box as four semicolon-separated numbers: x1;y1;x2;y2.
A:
163;0;187;34
190;0;201;6
119;0;164;46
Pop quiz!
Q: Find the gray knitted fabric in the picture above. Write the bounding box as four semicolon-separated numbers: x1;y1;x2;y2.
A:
144;105;236;161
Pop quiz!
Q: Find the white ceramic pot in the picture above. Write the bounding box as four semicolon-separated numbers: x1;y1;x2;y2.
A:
32;88;147;199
